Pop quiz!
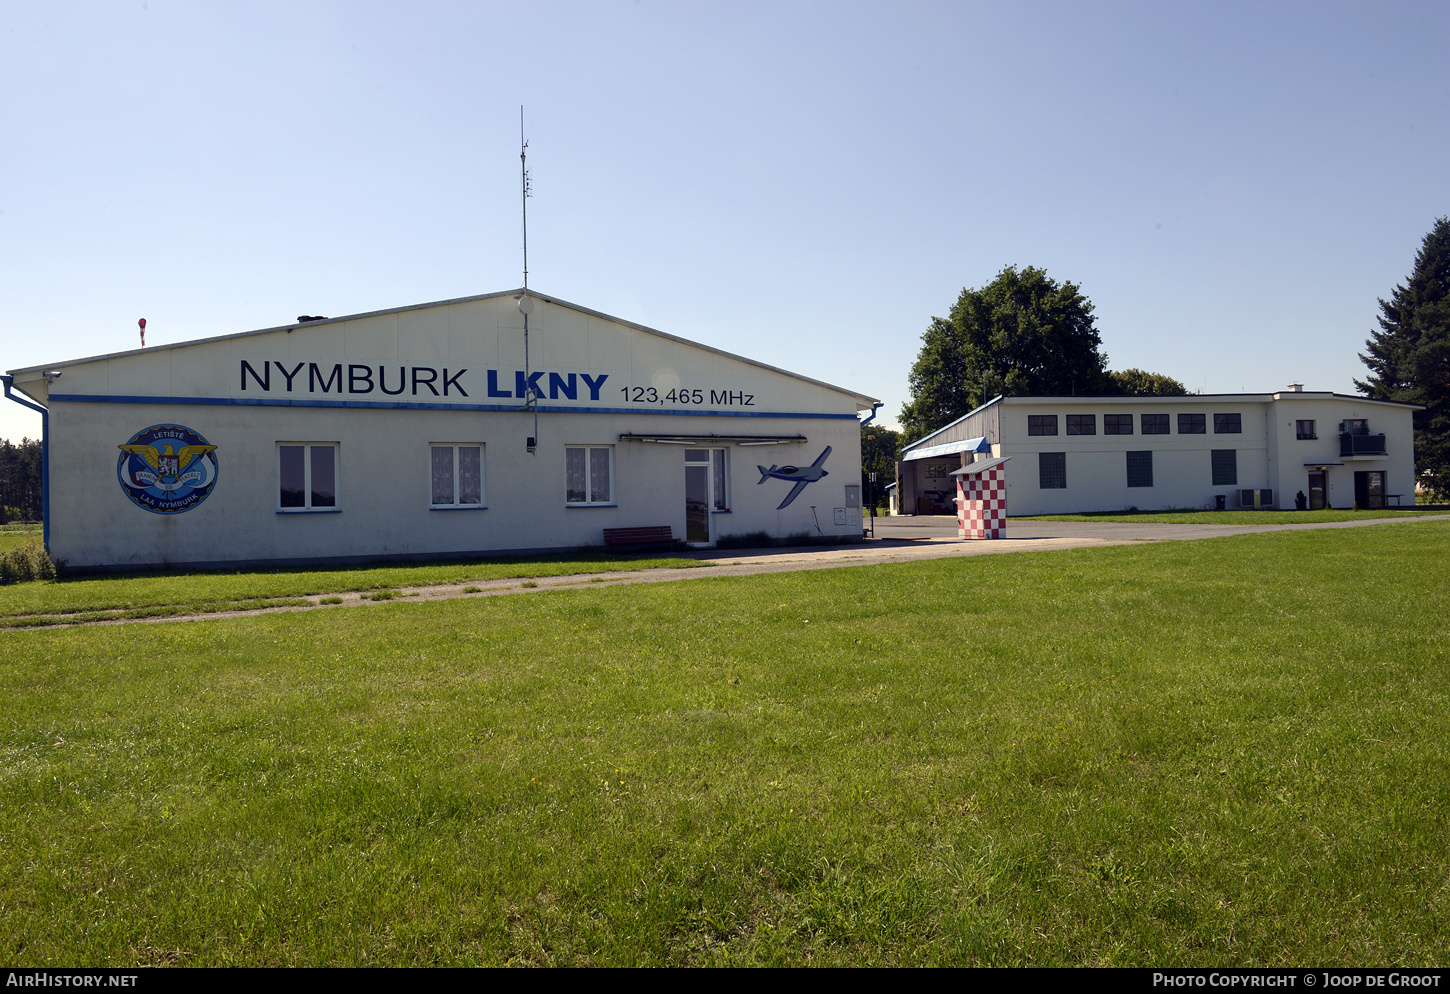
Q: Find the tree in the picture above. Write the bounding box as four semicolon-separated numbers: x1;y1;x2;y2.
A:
860;423;901;508
899;265;1109;442
1108;368;1187;396
0;438;42;521
1356;217;1450;489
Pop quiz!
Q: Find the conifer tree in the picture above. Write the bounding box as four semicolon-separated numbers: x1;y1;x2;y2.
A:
1357;217;1450;490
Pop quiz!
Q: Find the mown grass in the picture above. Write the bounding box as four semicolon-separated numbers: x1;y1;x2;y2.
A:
0;552;698;626
0;523;42;552
1021;508;1446;524
2;523;1448;966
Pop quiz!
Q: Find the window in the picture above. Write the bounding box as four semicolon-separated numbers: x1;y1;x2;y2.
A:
1126;451;1153;488
1341;419;1368;436
278;443;337;511
1039;452;1066;489
1296;420;1317;440
1211;449;1237;486
1104;414;1134;435
1066;414;1096;436
1214;413;1242;434
566;446;614;505
1028;415;1058;436
1178;413;1206;434
1141;413;1169;435
430;444;484;508
685;448;729;511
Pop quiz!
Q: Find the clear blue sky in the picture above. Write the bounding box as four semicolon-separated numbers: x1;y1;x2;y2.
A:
3;0;1447;442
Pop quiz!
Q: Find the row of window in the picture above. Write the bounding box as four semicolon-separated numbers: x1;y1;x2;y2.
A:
1028;413;1242;436
278;444;734;512
278;443;627;512
1037;450;1239;489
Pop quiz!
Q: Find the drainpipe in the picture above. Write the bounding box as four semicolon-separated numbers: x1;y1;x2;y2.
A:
2;375;49;550
859;403;882;531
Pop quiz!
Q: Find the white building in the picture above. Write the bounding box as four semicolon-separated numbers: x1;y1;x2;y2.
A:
897;389;1418;516
3;289;877;570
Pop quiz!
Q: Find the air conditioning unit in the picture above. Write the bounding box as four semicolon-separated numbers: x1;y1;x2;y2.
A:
1238;488;1275;509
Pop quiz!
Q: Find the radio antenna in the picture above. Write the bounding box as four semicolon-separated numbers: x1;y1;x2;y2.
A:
518;106;538;453
520;105;531;290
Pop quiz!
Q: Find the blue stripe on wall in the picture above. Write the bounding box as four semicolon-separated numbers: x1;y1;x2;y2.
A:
46;393;860;419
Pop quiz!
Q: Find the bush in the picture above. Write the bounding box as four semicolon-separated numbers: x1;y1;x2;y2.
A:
0;539;57;584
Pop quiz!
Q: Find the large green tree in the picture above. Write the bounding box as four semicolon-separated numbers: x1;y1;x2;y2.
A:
899;265;1110;442
0;438;42;521
1356;217;1450;488
860;423;901;508
1108;368;1187;396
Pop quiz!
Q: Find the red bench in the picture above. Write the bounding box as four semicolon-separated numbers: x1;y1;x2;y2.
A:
603;526;675;547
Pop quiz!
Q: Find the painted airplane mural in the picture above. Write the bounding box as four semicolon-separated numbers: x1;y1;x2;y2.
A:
757;446;831;509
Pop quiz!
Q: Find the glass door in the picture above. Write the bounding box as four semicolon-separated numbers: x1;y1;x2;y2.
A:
1308;471;1327;510
685;449;728;545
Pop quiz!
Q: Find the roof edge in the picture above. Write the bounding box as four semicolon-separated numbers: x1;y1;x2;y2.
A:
7;288;880;409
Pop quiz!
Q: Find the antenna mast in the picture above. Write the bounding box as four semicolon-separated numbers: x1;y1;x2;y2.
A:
518;106;538;453
520;105;530;290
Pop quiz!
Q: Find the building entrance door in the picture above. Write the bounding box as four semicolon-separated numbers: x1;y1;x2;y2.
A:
684;449;728;545
1308;471;1327;510
1354;470;1385;509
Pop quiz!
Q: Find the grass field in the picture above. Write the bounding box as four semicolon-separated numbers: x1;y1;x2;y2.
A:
3;523;1448;966
0;523;41;552
0;552;698;626
1021;508;1446;525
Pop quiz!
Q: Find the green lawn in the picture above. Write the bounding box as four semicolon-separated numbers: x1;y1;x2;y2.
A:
0;552;700;626
1021;508;1446;525
3;523;1448;965
0;523;41;552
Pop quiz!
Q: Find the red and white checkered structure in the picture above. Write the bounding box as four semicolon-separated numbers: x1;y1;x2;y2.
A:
954;457;1010;540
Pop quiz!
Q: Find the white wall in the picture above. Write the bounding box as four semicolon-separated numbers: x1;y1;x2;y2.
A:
985;394;1416;516
31;292;870;568
1000;398;1268;516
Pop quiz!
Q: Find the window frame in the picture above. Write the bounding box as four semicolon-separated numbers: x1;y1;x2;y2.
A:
1039;452;1067;489
1214;413;1242;434
429;443;486;510
685;447;730;512
277;442;339;513
1141;413;1169;435
1028;414;1058;436
1065;414;1096;436
1178;413;1206;434
1296;420;1317;440
1211;449;1238;486
1126;450;1153;488
1104;413;1134;436
566;445;615;507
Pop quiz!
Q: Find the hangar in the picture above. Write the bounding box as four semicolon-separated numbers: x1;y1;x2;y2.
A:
3;289;878;570
896;389;1419;516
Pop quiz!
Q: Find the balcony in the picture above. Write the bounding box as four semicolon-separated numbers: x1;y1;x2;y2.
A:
1340;433;1387;457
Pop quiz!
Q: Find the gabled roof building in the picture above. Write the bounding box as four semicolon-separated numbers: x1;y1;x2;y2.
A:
5;289;877;570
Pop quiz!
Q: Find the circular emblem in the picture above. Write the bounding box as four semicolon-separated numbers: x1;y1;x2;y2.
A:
116;424;219;514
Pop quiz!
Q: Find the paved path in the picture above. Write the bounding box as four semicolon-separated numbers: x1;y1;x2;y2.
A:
31;511;1447;629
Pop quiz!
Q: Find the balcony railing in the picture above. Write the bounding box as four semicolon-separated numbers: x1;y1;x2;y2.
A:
1340;433;1387;457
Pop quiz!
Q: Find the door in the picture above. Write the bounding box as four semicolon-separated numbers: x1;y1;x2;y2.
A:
1308;472;1327;510
685;449;728;545
1354;471;1385;509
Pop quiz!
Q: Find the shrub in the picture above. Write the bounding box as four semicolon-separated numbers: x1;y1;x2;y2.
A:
0;539;57;585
